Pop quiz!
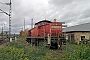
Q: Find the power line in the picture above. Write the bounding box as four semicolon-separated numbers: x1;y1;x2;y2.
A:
0;1;11;5
0;2;5;5
0;9;10;16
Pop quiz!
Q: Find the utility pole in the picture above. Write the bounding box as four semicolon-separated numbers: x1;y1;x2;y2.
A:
4;24;5;31
31;18;33;28
22;27;23;31
2;27;3;40
24;18;25;31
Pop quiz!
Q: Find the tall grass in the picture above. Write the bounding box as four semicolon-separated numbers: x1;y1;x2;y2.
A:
0;42;90;60
0;42;49;60
17;36;26;40
61;43;90;60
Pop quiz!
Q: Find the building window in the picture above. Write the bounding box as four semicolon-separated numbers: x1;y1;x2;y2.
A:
71;34;74;41
46;22;49;24
81;36;85;40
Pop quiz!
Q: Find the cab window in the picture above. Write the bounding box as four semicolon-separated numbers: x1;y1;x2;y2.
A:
40;22;44;25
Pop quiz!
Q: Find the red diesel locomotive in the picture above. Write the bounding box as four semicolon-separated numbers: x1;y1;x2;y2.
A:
26;19;65;48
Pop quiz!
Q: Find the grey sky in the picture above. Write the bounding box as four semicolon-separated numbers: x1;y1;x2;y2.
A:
0;0;90;34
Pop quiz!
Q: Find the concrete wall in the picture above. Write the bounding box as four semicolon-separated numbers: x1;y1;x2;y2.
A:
65;32;90;44
74;32;90;44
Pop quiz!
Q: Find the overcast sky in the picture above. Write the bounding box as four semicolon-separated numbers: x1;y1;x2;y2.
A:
0;0;90;34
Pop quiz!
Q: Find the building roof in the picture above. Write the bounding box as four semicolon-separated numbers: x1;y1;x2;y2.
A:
63;22;90;32
35;20;51;25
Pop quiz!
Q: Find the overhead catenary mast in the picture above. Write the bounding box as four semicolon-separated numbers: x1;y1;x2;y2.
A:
9;0;12;38
31;18;33;28
24;18;25;31
0;0;12;42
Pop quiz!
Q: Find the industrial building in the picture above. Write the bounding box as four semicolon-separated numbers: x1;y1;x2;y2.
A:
63;22;90;44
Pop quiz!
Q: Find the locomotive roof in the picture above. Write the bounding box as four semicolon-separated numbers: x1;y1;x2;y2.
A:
35;20;51;25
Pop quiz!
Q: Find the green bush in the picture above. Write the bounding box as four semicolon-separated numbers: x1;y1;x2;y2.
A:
62;44;90;60
0;42;48;60
0;42;90;60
